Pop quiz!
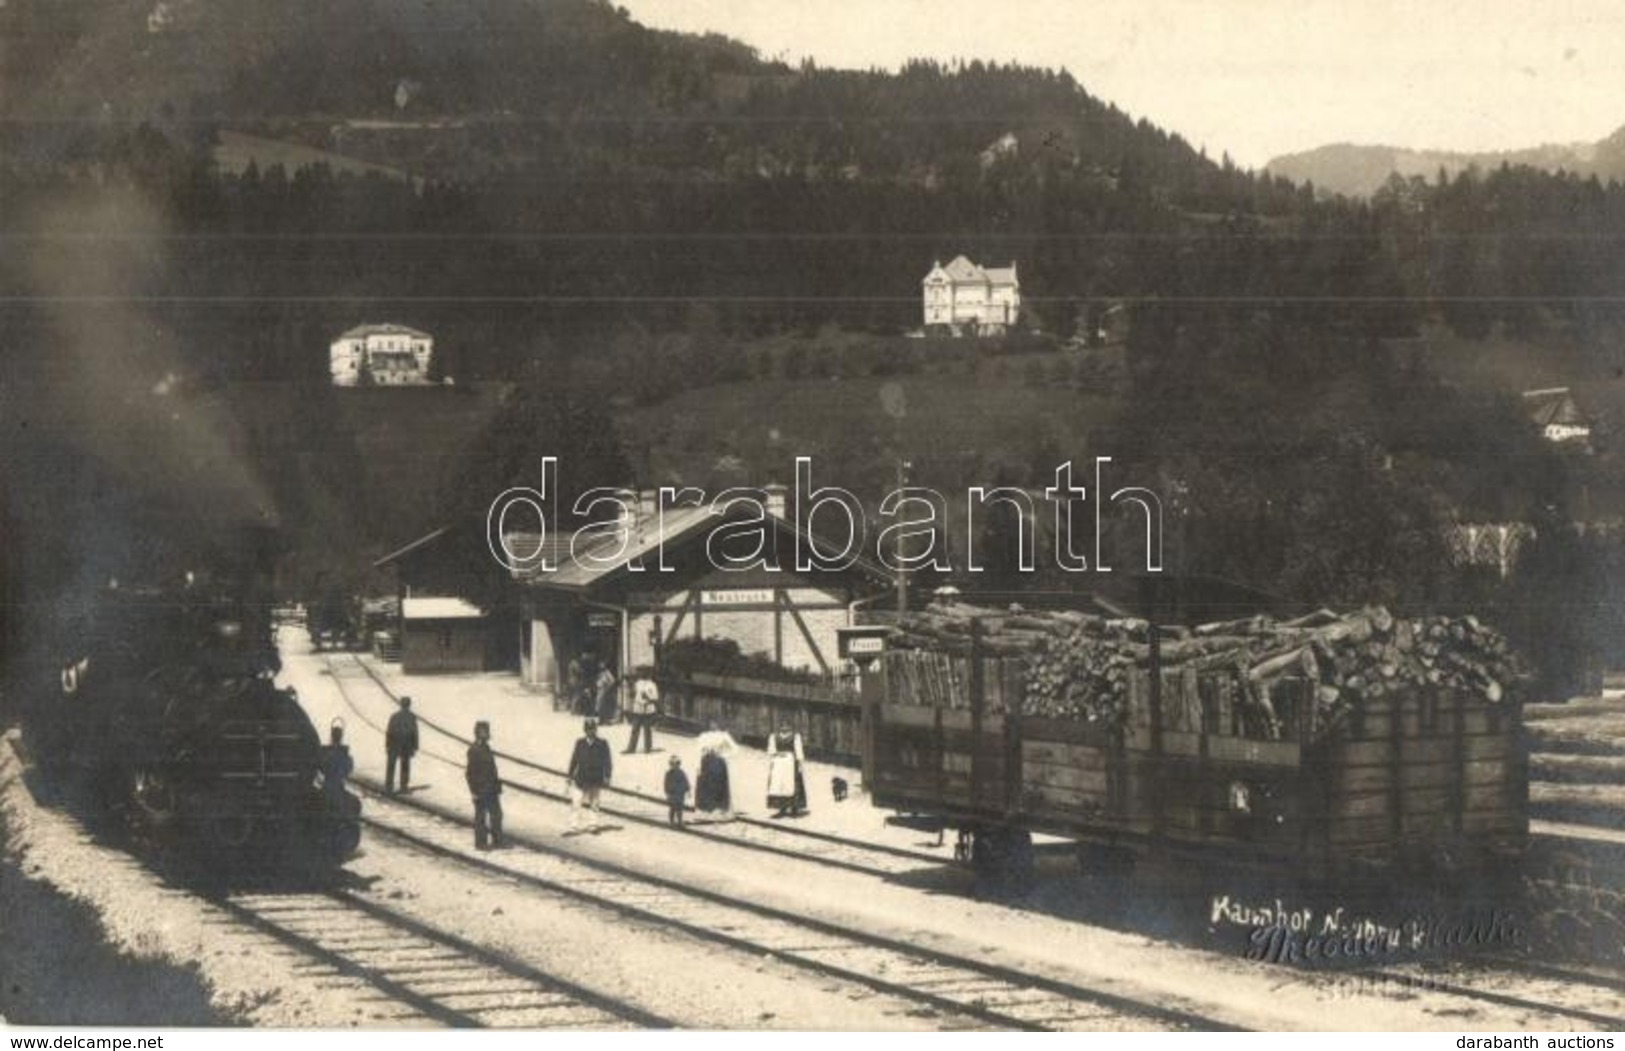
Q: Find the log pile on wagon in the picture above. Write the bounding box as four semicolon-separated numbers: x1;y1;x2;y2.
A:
886;601;1527;737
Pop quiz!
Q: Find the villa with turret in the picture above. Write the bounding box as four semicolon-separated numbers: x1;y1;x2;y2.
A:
922;256;1021;335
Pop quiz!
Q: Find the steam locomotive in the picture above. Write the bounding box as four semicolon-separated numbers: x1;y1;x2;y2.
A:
47;578;361;868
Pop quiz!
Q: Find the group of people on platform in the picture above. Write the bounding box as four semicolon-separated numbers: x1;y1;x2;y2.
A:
318;670;814;853
564;654;626;727
547;713;752;836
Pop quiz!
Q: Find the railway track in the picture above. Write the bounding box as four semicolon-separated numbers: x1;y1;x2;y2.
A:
1360;959;1625;1030
316;654;1625;1030
350;782;1237;1031
207;888;669;1029
2;736;664;1029
325;653;943;879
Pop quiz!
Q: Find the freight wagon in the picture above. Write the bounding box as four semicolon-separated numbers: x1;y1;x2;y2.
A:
858;613;1529;885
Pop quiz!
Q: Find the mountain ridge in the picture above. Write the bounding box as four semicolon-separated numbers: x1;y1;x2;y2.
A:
1264;128;1625;197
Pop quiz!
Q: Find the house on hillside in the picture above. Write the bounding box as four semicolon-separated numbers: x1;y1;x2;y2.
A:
1522;387;1591;446
979;132;1019;170
922;256;1021;335
330;323;434;386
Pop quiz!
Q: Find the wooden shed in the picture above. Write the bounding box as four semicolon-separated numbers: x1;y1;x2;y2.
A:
401;596;489;674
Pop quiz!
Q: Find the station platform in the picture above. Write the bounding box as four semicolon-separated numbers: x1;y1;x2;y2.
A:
278;632;960;859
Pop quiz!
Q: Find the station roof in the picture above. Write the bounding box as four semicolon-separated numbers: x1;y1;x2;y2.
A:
373;527;449;568
402;596;484;620
337;323;432;341
509;501;893;595
1522;387;1587;427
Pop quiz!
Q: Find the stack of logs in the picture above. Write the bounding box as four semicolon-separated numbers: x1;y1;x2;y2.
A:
888;602;1526;733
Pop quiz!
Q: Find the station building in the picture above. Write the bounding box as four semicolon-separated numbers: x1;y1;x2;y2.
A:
375;488;893;695
507;487;893;695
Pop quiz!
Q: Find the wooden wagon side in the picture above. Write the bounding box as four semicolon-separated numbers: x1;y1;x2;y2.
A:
1308;691;1527;867
862;641;1528;877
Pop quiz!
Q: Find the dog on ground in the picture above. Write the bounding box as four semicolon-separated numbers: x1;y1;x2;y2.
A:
830;776;849;802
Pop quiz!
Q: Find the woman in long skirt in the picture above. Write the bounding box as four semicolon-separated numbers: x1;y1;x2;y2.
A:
765;726;807;817
695;746;732;814
695;724;736;815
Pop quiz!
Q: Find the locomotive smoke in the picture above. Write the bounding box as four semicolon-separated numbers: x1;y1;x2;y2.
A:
2;179;284;699
13;182;280;578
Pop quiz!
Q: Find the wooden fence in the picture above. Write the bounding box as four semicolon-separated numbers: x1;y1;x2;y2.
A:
656;670;863;763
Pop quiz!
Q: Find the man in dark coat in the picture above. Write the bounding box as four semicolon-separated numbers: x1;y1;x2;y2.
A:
466;720;502;849
385;695;419;794
321;721;354;803
566;719;612;833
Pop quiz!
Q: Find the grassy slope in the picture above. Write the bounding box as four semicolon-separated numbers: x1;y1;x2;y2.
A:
619;369;1116;498
1406;323;1625;423
213;131;416;183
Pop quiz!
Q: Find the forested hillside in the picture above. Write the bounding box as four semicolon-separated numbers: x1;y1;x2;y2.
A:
4;0;1624;691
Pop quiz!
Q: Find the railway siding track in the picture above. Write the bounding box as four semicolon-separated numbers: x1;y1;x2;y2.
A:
1359;962;1625;1030
206;890;663;1033
208;889;669;1029
318;653;1625;1030
3;736;666;1029
351;783;1237;1032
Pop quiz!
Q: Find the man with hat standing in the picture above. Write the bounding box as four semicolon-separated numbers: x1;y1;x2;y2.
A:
566;718;613;833
385;695;419;794
466;720;503;850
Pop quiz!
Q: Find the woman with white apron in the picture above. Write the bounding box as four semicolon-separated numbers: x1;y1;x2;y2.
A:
765;726;807;817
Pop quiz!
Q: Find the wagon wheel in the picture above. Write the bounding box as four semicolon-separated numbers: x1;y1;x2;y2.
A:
127;767;178;839
1075;841;1136;879
130;768;176;817
117;763;179;857
327;815;362;859
210;812;257;851
972;826;1036;896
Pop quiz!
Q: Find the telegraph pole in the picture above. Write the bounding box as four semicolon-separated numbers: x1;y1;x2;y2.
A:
879;382;910;614
896;454;910;613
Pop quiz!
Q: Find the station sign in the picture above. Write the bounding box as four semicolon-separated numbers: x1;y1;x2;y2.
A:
701;589;775;606
837;624;893;662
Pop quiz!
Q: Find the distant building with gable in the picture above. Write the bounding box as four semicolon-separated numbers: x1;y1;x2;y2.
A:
922;256;1021;335
330;324;434;386
1522;387;1591;446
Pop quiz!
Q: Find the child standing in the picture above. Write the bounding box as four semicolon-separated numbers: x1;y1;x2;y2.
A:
664;755;691;827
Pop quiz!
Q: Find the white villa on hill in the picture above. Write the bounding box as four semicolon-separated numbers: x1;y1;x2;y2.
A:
922;256;1021;334
330;324;434;386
